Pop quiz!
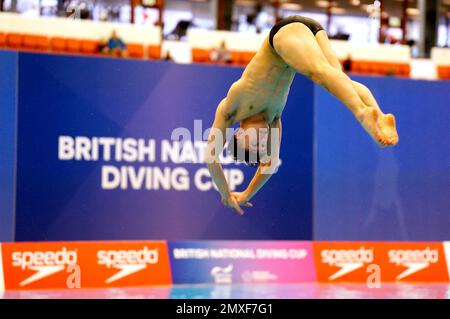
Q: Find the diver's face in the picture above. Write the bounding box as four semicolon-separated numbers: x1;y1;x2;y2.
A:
230;120;270;165
238;120;269;154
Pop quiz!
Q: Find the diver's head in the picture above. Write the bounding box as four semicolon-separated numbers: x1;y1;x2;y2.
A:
227;117;270;166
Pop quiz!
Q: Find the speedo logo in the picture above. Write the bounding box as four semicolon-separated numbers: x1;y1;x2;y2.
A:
12;248;77;287
388;247;438;280
97;247;158;284
321;247;374;280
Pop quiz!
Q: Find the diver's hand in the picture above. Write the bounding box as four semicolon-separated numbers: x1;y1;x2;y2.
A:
230;192;253;208
221;193;249;216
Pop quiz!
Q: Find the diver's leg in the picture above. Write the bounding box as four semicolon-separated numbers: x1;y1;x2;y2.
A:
315;30;398;145
272;23;392;146
273;23;366;117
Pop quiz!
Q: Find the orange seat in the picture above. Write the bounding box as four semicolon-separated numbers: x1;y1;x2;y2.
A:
148;45;161;60
384;65;396;76
356;61;366;73
191;48;209;63
127;43;144;59
51;37;67;52
0;33;5;47
36;35;50;51
241;51;256;65
350;61;360;73
358;61;371;73
229;51;255;66
437;66;450;79
6;33;23;49
401;65;411;77
231;51;243;65
80;40;99;54
360;62;369;73
395;64;407;76
350;60;410;77
66;38;80;53
23;35;49;51
375;62;386;74
375;62;385;74
381;62;410;77
23;35;38;49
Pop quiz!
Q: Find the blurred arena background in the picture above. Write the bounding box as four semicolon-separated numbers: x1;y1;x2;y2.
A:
0;0;449;299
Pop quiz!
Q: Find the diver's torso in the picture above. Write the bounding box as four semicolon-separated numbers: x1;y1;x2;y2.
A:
230;37;296;124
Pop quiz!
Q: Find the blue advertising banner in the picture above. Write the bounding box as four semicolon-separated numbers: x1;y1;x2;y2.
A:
12;52;314;241
2;52;449;242
314;77;450;240
0;51;17;242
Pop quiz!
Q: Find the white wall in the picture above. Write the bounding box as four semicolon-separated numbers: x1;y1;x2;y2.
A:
431;47;450;65
187;28;266;51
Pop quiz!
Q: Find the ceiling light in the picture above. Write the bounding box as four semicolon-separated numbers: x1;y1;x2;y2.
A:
331;7;346;14
406;8;420;16
316;0;330;8
235;0;257;7
281;3;303;10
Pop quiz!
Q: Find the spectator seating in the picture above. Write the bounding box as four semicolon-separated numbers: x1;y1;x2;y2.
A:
342;42;411;77
0;12;162;60
23;34;49;51
1;31;162;60
351;61;410;76
0;12;431;77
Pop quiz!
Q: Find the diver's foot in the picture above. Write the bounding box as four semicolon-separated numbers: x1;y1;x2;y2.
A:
357;107;390;147
377;113;399;146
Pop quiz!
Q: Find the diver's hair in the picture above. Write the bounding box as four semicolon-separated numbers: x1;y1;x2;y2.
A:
229;134;260;167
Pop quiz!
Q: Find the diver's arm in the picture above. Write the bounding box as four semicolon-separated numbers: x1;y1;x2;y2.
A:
205;99;245;215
